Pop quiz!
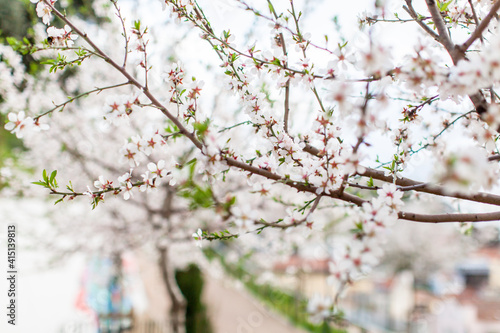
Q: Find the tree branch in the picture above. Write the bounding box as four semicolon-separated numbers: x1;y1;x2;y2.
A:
266;0;291;133
405;0;490;114
467;0;483;43
424;0;455;53
462;0;500;52
403;0;440;42
361;168;500;206
399;210;500;223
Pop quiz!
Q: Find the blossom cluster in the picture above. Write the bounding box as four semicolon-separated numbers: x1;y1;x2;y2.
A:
435;147;499;193
31;0;56;25
47;25;78;47
329;184;403;282
3;0;77;138
88;158;175;202
162;62;205;120
4;111;49;138
104;95;141;125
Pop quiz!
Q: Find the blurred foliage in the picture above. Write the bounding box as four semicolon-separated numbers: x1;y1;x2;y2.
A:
175;264;213;333
0;0;105;172
0;114;25;161
0;114;25;190
204;248;347;333
0;0;33;41
0;0;107;72
0;0;104;41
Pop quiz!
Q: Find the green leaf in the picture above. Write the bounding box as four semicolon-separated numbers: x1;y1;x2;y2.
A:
268;2;275;14
439;0;453;12
32;181;48;188
66;180;74;192
270;57;282;66
193;119;210;138
49;170;57;184
133;20;141;31
367;177;374;187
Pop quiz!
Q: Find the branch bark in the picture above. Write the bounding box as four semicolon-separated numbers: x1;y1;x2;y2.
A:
398;210;500;223
360;168;500;206
403;0;440;42
425;0;455;53
462;0;500;52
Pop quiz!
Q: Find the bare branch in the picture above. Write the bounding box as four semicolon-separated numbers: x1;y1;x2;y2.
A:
424;0;455;53
33;82;131;121
403;0;440;41
467;0;483;43
361;168;500;207
462;0;500;52
266;0;291;133
111;0;130;68
399;210;500;223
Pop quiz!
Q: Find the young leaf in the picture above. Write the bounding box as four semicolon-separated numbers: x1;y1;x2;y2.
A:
49;170;57;184
32;181;49;188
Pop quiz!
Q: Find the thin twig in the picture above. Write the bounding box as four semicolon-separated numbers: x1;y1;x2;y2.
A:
267;0;291;133
33;81;131;121
403;1;440;41
111;0;130;68
467;0;483;42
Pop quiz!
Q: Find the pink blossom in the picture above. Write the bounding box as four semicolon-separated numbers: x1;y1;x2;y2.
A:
376;183;404;210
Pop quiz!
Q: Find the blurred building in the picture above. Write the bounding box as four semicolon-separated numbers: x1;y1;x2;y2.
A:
271;242;500;333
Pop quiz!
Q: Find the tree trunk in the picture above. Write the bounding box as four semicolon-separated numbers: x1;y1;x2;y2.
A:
158;245;186;333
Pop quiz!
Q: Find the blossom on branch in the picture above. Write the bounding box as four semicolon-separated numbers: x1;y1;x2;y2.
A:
4;111;34;138
47;25;78;47
31;0;56;25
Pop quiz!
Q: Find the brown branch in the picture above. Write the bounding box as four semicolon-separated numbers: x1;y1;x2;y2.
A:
403;0;440;42
301;140;500;208
284;79;291;132
467;0;483;43
111;0;130;68
425;0;455;53
361;168;500;206
399;210;500;223
462;0;500;52
489;154;500;161
158;246;186;333
405;1;489;114
266;0;291;133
